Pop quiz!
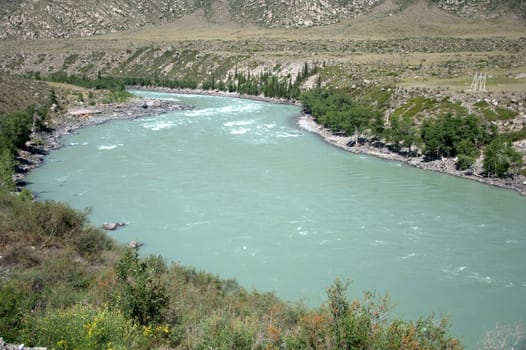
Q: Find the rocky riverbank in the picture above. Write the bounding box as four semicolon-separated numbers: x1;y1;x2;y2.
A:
15;87;526;197
135;86;526;196
298;114;526;196
14;97;192;188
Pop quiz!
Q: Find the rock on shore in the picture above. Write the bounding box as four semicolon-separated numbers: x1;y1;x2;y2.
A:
0;337;46;350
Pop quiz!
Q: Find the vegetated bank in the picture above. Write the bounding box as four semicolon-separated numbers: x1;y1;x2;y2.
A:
22;69;526;196
0;77;464;350
128;75;526;196
0;70;524;349
297;88;526;196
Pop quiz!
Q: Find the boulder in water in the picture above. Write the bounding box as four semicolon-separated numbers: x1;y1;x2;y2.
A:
101;222;126;230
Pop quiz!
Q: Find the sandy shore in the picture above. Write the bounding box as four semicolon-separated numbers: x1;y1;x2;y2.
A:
16;87;526;196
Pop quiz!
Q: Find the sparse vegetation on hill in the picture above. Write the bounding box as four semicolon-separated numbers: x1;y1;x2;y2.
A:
1;0;524;40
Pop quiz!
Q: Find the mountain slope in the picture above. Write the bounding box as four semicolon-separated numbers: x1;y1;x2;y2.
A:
2;0;523;40
0;0;385;39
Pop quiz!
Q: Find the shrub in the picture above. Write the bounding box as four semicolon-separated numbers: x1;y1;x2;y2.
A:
114;247;170;326
0;149;16;191
0;279;40;342
71;227;115;262
483;136;523;178
190;314;255;350
22;304;149;349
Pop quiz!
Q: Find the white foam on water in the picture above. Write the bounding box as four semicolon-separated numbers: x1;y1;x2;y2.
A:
402;252;416;259
442;265;469;278
98;144;123;150
505;239;518;244
276;131;301;138
74;190;88;197
371;240;385;246
187;103;261;118
185;221;210;227
142;120;175;131
224;120;254;127
231;128;251;135
467;272;493;284
411;226;420;230
56;174;70;183
480;223;487;227
68;142;88;146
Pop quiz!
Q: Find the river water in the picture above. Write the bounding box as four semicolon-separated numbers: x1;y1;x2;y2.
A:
27;91;526;348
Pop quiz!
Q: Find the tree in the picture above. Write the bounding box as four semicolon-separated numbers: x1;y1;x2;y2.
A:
388;115;418;154
483;137;522;178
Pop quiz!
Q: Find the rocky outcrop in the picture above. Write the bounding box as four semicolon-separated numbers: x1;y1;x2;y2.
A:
227;0;383;28
0;0;196;40
0;338;46;350
102;222;126;230
0;0;385;39
433;0;525;19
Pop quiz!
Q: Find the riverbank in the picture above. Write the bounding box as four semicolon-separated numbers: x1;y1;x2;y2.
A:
134;86;526;196
16;86;526;196
298;113;526;196
129;86;303;106
14;97;192;188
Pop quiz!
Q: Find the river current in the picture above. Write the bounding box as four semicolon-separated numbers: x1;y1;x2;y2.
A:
27;91;526;348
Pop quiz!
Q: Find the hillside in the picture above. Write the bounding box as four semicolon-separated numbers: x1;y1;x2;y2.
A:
1;0;524;40
1;0;525;191
1;0;526;347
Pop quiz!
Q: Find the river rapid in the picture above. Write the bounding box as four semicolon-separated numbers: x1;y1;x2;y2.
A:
27;91;526;348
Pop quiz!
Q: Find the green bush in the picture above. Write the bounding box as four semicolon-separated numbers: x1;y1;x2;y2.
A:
483;136;523;178
0;279;40;342
70;227;115;262
114;247;170;326
301;88;383;137
21;304;149;350
0;148;16;191
191;314;255;350
421;114;487;160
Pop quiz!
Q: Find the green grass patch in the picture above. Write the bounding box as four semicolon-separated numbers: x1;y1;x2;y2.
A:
392;96;437;120
506;127;526;142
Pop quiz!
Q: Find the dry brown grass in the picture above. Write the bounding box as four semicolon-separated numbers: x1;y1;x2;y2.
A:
0;0;524;92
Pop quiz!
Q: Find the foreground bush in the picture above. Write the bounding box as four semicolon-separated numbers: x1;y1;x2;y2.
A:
21;304;149;350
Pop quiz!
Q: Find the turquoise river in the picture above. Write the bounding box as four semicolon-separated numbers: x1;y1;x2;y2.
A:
27;91;526;348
